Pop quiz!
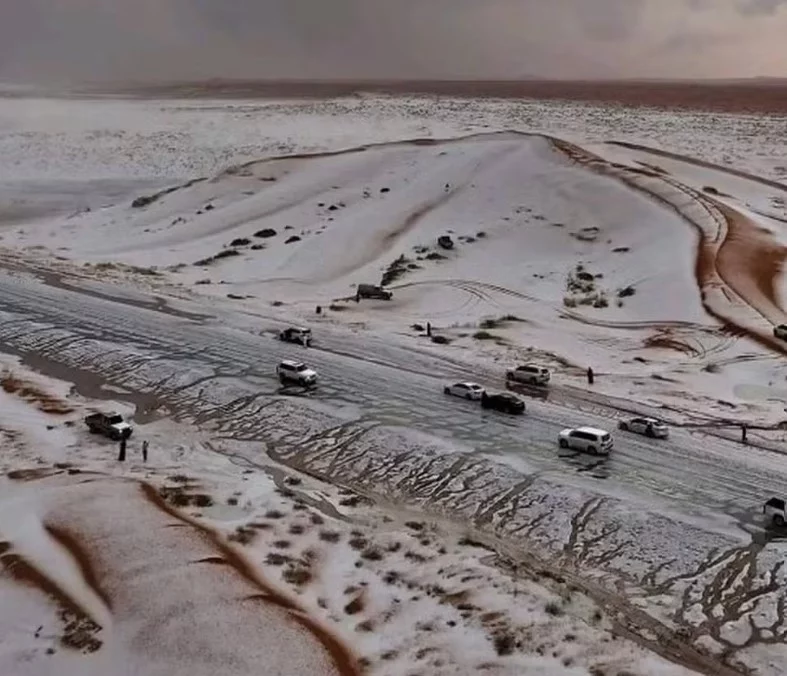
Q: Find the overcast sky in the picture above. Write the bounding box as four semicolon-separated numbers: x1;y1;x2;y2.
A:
0;0;785;83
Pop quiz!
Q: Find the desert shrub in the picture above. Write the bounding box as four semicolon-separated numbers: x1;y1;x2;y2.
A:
254;228;277;238
319;530;341;543
228;526;255;544
284;235;301;244
349;536;368;550
479;318;500;329
425;251;446;261
192;494;213;507
473;331;496;340
430;335;451;344
544;601;564;616
194;248;241;266
229;237;251;247
493;633;516;656
361;547;384;561
283;566;312;585
381;254;410;286
617;285;636;298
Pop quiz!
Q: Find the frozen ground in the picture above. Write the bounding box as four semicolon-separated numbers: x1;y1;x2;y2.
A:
2;95;787;423
3;93;787;675
0;356;700;676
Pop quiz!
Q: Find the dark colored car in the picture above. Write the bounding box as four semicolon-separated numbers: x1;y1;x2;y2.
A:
481;391;526;415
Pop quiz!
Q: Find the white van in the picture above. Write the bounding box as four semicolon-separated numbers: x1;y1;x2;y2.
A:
558;427;613;455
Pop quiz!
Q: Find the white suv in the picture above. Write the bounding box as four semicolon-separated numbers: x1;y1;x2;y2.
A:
507;364;551;386
558;427;613;455
277;359;318;386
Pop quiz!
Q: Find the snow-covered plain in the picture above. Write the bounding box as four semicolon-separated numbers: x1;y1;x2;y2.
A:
3;95;787;424
0;356;700;676
3;93;787;675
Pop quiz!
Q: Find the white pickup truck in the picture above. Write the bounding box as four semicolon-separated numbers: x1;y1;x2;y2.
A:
763;497;787;527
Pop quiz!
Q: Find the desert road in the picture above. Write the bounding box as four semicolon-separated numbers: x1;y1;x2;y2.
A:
0;268;783;532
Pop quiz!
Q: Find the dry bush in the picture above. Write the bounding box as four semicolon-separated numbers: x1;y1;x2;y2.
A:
361;546;384;561
228;526;256;545
349;536;368;551
319;530;341;543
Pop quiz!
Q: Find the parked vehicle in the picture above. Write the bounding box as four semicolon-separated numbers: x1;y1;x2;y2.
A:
443;382;485;400
356;283;393;301
617;416;669;439
481;391;526;415
277;359;318;386
279;326;312;346
558;427;613;455
763;497;787;527
506;364;551;386
774;324;787;341
84;412;133;440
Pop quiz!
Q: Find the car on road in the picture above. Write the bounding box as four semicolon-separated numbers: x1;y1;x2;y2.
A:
774;324;787;341
279;326;312;346
506;364;551;386
84;411;133;440
558;426;613;455
764;497;787;527
277;359;318;386
617;416;669;439
443;382;485;400
481;391;526;415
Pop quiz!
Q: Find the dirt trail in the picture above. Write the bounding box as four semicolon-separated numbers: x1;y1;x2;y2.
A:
549;136;787;356
607;141;787;194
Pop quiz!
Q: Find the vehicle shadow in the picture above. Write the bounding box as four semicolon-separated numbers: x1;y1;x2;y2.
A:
276;383;317;397
725;503;787;546
557;449;610;479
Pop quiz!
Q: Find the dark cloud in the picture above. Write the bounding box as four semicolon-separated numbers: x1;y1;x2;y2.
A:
0;0;780;83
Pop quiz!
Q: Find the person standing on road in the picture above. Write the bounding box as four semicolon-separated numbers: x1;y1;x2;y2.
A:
118;437;127;462
587;366;594;385
426;322;432;337
741;423;748;444
142;440;149;462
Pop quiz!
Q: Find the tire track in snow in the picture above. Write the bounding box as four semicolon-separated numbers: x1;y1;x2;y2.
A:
549;136;787;357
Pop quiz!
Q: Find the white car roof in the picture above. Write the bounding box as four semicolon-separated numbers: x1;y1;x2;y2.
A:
459;382;483;388
574;426;610;436
280;359;305;368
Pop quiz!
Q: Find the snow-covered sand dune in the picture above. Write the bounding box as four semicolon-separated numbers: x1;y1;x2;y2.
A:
10;127;787;422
